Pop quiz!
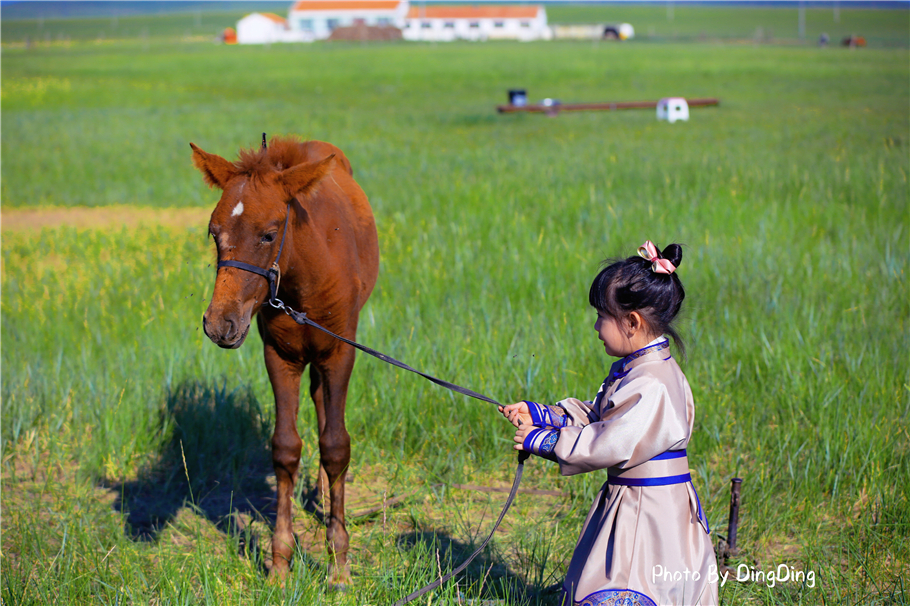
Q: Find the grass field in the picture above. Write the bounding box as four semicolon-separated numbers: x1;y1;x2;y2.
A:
2;5;909;605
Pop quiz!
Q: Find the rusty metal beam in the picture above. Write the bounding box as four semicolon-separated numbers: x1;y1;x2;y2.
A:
497;97;720;114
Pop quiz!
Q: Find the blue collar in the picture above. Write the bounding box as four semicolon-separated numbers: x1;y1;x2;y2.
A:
621;338;671;369
606;338;671;383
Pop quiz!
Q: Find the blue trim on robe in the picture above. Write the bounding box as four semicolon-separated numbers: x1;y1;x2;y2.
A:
694;483;710;534
525;401;567;428
575;588;658;606
608;473;692;487
602;340;672;390
650;449;686;460
523;427;559;460
622;339;671;365
605;449;711;535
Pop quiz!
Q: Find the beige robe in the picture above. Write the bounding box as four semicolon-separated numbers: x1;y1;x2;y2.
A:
545;340;719;606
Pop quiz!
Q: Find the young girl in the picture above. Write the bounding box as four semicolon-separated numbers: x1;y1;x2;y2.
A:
500;241;718;606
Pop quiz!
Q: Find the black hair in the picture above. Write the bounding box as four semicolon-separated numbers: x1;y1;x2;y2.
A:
588;243;686;357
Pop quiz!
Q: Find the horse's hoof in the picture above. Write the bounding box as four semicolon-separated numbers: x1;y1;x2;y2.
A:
268;562;291;583
327;562;352;590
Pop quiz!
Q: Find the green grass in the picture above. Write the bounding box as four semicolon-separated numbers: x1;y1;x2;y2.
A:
546;4;910;47
2;18;909;606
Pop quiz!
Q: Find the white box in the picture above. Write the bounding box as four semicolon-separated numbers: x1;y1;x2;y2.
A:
657;97;690;123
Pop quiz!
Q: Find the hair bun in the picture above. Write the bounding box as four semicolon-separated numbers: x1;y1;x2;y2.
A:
661;243;683;268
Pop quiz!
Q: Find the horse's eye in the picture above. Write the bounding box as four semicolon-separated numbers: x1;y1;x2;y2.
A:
261;232;277;244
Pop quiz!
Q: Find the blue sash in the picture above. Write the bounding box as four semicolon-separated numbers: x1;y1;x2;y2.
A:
607;449;691;486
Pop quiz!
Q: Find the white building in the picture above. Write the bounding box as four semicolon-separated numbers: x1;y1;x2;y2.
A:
288;1;409;40
237;12;313;44
403;5;550;42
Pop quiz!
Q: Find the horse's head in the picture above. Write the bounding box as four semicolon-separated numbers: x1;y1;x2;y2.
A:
190;141;334;349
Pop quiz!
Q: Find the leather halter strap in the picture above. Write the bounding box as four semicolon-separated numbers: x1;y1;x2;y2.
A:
216;203;291;302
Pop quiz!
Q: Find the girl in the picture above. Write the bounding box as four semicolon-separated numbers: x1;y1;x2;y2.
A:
500;241;718;606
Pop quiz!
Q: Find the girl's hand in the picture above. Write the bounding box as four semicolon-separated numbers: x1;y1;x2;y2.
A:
512;423;534;451
498;402;532;428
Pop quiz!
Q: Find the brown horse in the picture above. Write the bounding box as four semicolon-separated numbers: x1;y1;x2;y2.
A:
190;136;379;584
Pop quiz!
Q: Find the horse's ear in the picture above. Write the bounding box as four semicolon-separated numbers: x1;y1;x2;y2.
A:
190;143;236;190
277;154;335;199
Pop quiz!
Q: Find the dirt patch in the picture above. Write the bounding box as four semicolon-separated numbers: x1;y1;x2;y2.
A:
1;206;211;232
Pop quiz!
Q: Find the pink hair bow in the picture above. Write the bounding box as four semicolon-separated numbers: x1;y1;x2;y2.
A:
637;241;676;275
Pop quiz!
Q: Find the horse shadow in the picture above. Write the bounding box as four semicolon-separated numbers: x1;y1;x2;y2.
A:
106;379;557;600
394;529;563;605
108;380;287;568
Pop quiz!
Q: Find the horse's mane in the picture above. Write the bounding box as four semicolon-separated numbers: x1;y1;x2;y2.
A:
234;136;311;179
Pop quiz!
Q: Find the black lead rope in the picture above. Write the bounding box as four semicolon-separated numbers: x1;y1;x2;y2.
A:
273;291;529;606
215;202;529;604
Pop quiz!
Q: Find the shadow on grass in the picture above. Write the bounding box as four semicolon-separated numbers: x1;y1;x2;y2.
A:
108;380;275;546
105;379;557;597
395;530;563;605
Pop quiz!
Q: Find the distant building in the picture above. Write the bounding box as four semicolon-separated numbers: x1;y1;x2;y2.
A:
237;2;553;45
403;5;550;42
237;12;313;44
289;1;409;40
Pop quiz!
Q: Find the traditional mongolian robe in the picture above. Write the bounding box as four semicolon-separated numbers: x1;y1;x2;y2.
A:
521;338;718;606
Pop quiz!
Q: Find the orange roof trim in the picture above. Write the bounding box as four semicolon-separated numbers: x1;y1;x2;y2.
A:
293;1;402;11
406;5;540;19
260;12;288;24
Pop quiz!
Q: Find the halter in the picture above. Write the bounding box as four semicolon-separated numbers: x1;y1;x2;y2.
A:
216;203;291;306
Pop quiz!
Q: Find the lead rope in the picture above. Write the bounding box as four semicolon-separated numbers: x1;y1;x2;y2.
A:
270;298;529;605
216;195;530;604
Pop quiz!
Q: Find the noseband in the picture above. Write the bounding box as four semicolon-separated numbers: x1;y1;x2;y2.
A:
216;203;290;306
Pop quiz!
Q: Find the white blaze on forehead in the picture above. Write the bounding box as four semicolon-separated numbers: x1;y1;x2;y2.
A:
231;180;246;217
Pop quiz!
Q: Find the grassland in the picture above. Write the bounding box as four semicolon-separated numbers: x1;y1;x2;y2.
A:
2;7;908;606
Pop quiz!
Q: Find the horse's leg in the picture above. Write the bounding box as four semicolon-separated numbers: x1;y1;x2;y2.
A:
309;366;330;512
263;342;304;579
311;344;355;586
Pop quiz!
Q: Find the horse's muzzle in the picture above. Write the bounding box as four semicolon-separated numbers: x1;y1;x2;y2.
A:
202;313;250;349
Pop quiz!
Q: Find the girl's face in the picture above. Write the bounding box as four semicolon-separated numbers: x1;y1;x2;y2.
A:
594;310;633;358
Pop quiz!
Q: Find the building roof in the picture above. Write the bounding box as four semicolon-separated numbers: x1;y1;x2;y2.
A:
406;5;540;19
292;1;402;11
259;12;288;24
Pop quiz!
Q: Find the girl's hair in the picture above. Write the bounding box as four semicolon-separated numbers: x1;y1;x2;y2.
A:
589;243;686;357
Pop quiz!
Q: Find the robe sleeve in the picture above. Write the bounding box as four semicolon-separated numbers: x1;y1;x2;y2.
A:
553;398;599;427
551;374;689;476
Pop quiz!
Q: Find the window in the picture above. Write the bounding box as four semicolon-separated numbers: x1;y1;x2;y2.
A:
353;18;365;25
421;21;432;29
444;21;455;29
377;17;390;25
469;21;479;29
494;21;504;28
298;18;314;31
520;21;530;28
326;18;340;30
